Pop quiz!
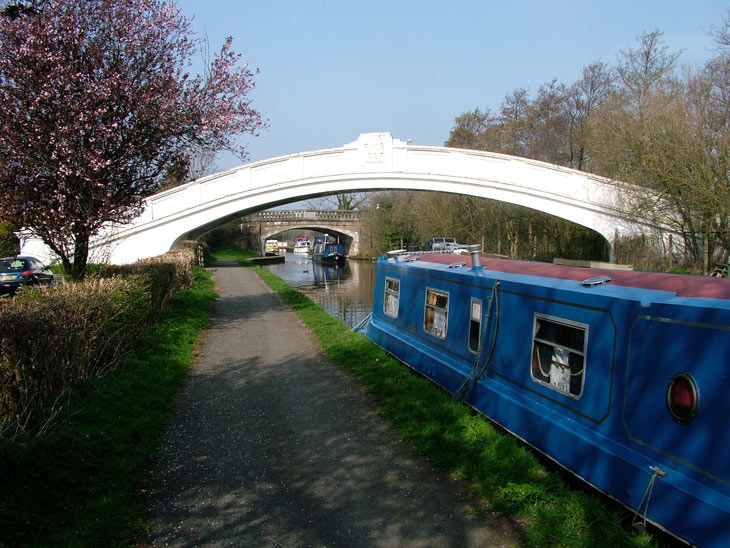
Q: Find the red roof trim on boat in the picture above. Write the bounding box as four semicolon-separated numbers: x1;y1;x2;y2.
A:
398;253;730;300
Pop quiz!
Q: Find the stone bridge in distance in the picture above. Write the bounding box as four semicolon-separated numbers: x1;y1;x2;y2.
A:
243;209;363;256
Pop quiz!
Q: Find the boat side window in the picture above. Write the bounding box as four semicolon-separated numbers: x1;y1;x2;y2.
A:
468;298;482;353
424;288;449;339
384;277;400;318
531;314;587;398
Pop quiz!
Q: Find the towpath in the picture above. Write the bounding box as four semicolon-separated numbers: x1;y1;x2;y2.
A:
144;261;519;547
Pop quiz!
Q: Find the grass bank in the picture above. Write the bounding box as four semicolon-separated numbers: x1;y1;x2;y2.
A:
229;244;655;548
0;269;216;548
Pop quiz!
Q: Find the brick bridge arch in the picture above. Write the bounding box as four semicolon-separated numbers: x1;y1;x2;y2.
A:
247;210;362;255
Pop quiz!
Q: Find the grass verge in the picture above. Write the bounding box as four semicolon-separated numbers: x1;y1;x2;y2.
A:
0;269;216;548
230;246;655;548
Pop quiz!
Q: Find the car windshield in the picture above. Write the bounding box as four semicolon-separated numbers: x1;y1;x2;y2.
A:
0;258;28;271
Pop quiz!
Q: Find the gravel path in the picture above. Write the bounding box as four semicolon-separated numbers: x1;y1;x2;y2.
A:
144;261;519;548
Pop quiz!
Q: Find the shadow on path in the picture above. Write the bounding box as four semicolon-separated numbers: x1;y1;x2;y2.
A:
143;265;520;547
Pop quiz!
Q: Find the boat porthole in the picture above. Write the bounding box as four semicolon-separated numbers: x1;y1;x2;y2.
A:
666;372;699;424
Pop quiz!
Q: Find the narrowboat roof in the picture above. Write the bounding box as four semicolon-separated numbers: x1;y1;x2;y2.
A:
384;252;730;300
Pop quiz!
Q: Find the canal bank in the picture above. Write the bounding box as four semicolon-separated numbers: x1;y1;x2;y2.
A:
144;260;520;547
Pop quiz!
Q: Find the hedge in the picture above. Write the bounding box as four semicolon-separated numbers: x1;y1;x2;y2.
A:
0;242;201;438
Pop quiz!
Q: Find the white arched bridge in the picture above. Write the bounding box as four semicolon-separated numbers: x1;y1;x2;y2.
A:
22;132;652;264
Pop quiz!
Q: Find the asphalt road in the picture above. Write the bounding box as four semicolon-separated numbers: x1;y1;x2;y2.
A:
143;261;520;548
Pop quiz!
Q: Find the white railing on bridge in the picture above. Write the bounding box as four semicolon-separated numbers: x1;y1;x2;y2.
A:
253;210;360;221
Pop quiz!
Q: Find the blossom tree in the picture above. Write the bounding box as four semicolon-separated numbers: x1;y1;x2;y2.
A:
0;0;266;278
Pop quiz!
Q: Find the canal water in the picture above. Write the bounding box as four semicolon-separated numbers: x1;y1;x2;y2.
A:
264;253;376;329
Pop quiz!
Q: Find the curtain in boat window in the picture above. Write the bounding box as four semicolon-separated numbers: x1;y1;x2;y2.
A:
384;278;400;318
425;289;449;339
531;314;587;398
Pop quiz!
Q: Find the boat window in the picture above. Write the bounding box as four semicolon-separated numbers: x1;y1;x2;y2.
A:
531;314;587;398
468;298;482;353
424;288;449;339
384;277;400;318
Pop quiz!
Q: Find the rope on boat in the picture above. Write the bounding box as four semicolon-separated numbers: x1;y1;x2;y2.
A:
534;345;585;378
632;465;667;531
453;280;500;402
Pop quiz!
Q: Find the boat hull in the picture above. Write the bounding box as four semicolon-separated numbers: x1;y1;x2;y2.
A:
311;253;343;263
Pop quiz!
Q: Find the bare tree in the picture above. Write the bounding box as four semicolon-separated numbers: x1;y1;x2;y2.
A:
497;88;531;156
526;79;571;165
565;62;614;170
587;29;730;271
445;108;490;149
306;192;371;211
615;29;683;117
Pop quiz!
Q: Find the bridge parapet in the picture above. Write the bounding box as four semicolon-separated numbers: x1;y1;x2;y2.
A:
254;209;360;222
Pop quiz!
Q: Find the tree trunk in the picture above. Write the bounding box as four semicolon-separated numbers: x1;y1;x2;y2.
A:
70;232;90;280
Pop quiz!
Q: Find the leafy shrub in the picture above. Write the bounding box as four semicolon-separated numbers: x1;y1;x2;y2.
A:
0;277;150;435
0;242;200;437
95;241;199;310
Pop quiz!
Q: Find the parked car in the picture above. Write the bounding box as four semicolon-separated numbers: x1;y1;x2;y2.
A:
0;256;54;295
422;237;463;252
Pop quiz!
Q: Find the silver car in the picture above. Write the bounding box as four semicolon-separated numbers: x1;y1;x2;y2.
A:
424;237;462;251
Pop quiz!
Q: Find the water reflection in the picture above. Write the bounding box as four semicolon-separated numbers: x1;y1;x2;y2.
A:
312;262;343;285
265;254;376;328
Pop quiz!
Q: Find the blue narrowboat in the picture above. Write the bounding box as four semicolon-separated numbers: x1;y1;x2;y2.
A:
360;246;730;547
312;235;344;263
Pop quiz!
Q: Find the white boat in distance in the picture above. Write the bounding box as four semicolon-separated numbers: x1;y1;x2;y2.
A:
293;238;312;254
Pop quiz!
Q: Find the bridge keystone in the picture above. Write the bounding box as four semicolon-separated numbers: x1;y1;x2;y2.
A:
353;132;399;170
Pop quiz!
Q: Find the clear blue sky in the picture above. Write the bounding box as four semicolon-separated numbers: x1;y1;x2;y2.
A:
175;0;729;171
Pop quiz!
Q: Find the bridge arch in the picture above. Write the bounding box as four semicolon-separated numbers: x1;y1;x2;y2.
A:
21;132;655;264
259;226;355;253
243;210;363;255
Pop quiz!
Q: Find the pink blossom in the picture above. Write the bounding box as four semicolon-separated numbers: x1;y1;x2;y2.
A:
0;0;266;278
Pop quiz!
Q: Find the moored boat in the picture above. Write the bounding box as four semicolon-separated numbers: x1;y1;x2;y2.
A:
312;235;344;263
264;239;279;255
293;238;312;254
359;246;730;547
